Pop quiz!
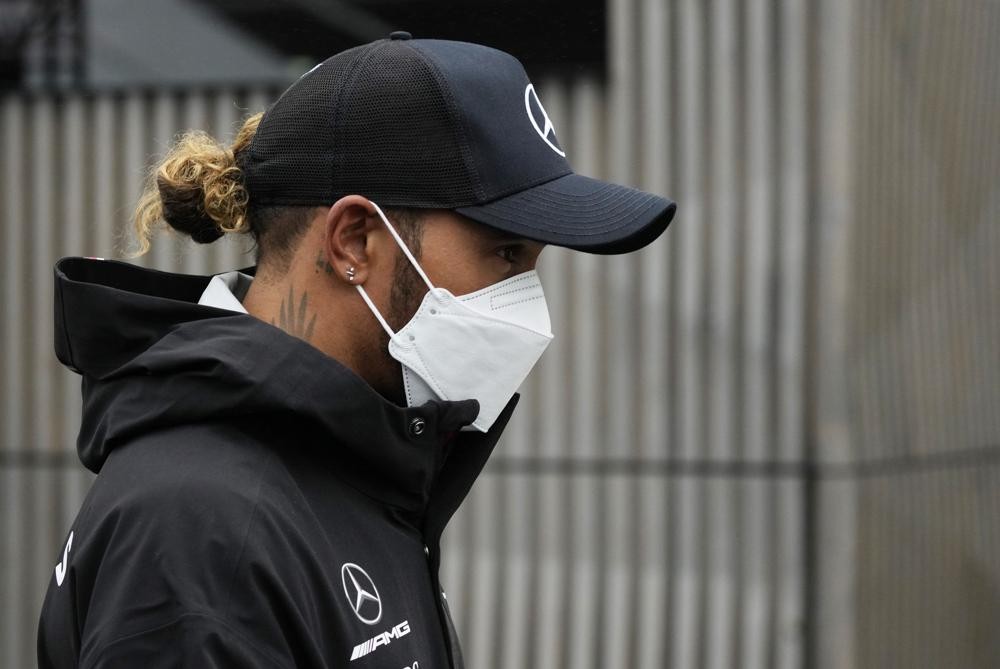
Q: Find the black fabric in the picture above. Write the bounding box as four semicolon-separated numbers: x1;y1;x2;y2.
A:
456;172;678;254
242;39;481;209
238;34;676;254
333;41;482;206
39;256;513;669
240;45;363;206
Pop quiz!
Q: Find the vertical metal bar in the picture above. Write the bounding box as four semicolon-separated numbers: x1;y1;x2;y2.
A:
32;97;55;452
636;0;673;666
605;0;639;663
673;0;708;666
706;0;740;665
812;0;857;666
1;97;27;669
637;0;672;434
2;98;27;449
777;1;808;667
93;95;116;258
564;75;604;669
742;1;776;667
123;91;147;264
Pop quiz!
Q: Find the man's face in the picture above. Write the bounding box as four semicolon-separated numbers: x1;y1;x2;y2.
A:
375;209;545;400
385;209;546;329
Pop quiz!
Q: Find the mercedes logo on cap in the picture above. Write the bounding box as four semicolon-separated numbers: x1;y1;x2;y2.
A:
524;83;566;157
341;562;382;625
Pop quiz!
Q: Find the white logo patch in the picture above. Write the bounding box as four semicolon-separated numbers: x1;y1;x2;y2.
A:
349;620;411;661
55;531;74;587
341;562;382;625
524;83;566;157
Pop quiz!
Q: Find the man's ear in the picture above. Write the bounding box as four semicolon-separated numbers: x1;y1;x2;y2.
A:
322;195;378;286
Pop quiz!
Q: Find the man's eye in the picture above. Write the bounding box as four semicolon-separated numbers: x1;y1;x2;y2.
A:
497;245;520;263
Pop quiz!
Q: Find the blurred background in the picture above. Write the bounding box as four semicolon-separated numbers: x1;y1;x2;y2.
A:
1;0;999;667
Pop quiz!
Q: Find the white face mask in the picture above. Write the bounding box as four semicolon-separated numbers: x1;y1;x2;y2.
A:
356;203;554;432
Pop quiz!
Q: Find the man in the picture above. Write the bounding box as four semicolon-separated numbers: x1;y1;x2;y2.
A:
38;32;675;668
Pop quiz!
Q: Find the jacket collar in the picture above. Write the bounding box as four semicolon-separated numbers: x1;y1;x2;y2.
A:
198;269;253;313
55;256;515;522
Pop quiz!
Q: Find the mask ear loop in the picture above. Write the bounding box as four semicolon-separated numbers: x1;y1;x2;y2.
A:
354;201;435;340
356;283;396;339
370;201;434;291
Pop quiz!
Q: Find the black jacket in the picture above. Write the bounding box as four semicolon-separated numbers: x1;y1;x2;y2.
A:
38;257;515;669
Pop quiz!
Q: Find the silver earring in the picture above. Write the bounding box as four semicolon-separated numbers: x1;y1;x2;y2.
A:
346;266;356;282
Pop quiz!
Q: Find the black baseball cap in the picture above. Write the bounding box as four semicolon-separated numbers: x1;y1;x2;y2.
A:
240;31;676;254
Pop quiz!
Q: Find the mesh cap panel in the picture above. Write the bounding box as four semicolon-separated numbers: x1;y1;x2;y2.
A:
240;40;481;208
240;45;363;206
333;42;482;207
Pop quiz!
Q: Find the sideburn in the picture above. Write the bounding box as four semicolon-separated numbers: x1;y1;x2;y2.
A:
386;251;427;336
382;211;427;349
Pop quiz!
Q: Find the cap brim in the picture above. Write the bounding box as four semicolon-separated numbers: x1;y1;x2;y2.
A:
453;173;676;254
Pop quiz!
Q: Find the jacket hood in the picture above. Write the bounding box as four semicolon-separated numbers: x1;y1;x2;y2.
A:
53;257;515;516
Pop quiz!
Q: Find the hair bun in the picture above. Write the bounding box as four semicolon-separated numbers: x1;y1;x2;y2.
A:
157;171;225;244
132;114;261;256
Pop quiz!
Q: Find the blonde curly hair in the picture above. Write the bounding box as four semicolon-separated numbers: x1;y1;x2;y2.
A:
132;112;261;256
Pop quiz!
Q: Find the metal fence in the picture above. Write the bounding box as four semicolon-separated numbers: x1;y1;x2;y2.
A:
846;2;1000;667
1;1;998;668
